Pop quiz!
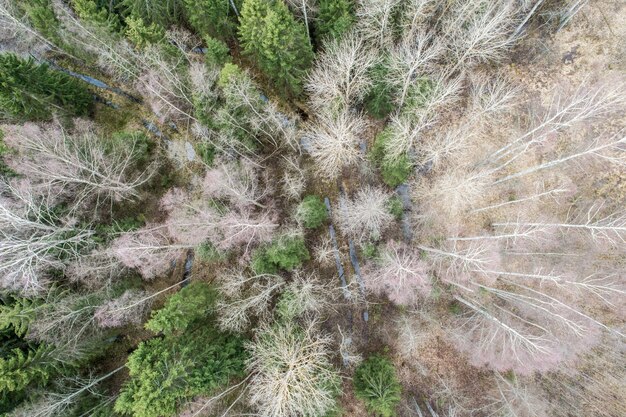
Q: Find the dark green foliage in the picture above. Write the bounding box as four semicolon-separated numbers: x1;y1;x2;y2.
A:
251;236;310;274
361;242;379;260
196;141;217;166
386;196;404;220
0;345;56;393
353;355;402;417
0;297;40;337
196;242;225;263
0;130;15;177
0;54;92;121
370;128;412;187
184;0;241;39
71;0;121;31
214;63;265;151
145;282;217;335
94;214;145;243
204;36;231;66
121;0;184;27
124;16;166;48
114;326;246;417
297;195;328;229
316;0;354;42
22;0;63;45
364;59;396;119
110;130;155;167
238;0;314;96
402;77;434;113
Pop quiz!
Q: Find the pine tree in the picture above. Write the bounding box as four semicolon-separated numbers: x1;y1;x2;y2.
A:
238;0;314;96
0;54;92;121
184;0;241;39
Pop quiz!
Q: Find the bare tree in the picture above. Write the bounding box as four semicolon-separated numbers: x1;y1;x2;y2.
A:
0;180;93;294
94;290;153;328
3;123;156;210
203;161;272;210
388;31;443;109
216;270;285;333
306;33;377;111
108;226;187;280
276;270;337;319
356;0;402;47
304;110;368;180
365;240;431;305
336;186;394;242
246;320;340;417
444;0;520;71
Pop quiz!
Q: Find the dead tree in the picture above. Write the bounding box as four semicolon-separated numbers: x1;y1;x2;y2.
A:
3;123;156;210
0;180;93;294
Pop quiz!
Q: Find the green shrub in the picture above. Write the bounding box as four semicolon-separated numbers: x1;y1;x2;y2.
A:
402;77;434;113
0;54;92;121
364;59;396;119
251;236;310;274
238;0;314;96
114;326;246;417
386;196;403;220
316;0;354;42
353;355;402;417
0;130;15;177
361;242;379;260
110;131;154;166
145;282;217;335
297;195;328;229
369;128;412;187
196;242;224;263
204;36;231;66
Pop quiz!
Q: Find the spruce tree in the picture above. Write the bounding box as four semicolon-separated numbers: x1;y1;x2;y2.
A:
0;54;92;121
184;0;241;39
238;0;314;96
0;345;55;393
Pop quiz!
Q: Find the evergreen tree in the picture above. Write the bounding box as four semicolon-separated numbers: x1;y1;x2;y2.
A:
251;236;310;274
115;325;246;417
22;0;63;46
369;128;412;187
316;0;355;42
353;355;401;417
184;0;241;39
297;195;328;229
121;0;185;27
144;282;217;335
238;0;314;96
0;297;40;337
124;15;166;48
0;54;92;121
0;345;56;393
71;0;121;31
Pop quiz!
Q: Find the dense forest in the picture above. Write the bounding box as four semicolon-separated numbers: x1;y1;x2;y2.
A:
0;0;624;416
